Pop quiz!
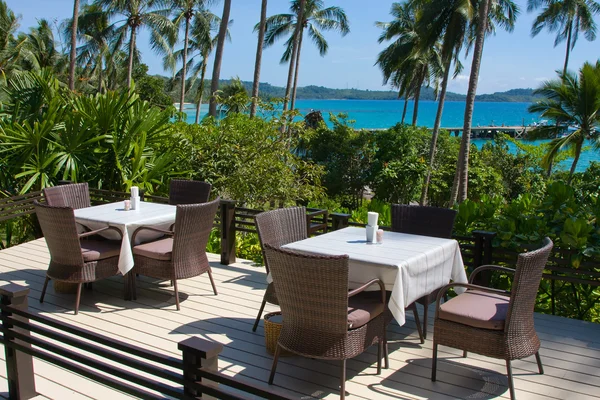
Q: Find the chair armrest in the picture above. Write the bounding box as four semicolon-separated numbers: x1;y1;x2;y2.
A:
169;223;175;232
348;279;386;304
434;282;510;318
79;226;123;239
469;264;515;284
131;226;174;246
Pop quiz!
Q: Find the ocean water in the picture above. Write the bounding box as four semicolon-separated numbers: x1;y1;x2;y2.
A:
181;100;599;172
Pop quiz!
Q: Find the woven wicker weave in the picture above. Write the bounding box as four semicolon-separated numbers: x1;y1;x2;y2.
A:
34;201;121;315
263;244;386;399
391;204;457;343
251;207;308;332
168;179;211;205
131;198;220;310
431;237;553;400
43;183;91;209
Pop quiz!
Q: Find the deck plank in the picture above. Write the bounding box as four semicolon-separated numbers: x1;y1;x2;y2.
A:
0;239;599;399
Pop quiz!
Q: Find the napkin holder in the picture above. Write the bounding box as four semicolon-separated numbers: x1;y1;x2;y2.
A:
366;224;378;243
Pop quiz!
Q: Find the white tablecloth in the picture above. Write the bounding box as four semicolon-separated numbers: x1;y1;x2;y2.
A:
282;227;467;326
74;202;176;275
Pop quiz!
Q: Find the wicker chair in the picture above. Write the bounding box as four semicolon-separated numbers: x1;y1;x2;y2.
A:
168;179;211;205
252;207;308;332
43;183;91;209
263;244;388;400
130;198;220;310
34;201;122;315
391;204;458;343
431;237;553;400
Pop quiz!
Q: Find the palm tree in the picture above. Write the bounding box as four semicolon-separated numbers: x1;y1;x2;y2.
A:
96;0;175;88
263;0;350;110
19;19;67;74
250;0;268;118
528;0;600;76
450;0;520;204
376;2;440;127
0;1;23;84
208;0;231;117
69;0;80;90
529;61;600;182
171;0;216;113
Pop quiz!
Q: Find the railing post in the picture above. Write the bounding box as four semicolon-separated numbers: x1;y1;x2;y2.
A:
178;337;224;400
471;230;497;286
331;213;351;231
220;200;236;265
57;180;71;185
0;284;36;400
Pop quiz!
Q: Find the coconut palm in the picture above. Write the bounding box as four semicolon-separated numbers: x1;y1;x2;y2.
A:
528;0;600;76
18;19;67;75
95;0;176;88
69;0;80;90
263;0;350;110
0;1;24;84
208;0;231;117
529;61;600;182
450;0;520;203
171;0;216;113
250;0;268;118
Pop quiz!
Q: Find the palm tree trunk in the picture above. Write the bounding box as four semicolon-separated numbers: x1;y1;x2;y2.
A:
195;57;208;124
421;57;451;205
126;27;137;88
68;0;80;91
401;96;408;124
451;0;490;204
283;0;305;113
567;140;583;184
209;0;232;118
290;26;304;110
411;69;425;126
563;21;573;76
250;0;268;118
98;62;103;94
179;16;191;114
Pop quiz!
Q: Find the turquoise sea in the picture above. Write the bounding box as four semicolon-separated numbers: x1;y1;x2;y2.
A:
182;99;599;172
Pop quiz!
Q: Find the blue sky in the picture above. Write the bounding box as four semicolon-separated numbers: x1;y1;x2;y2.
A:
5;0;600;94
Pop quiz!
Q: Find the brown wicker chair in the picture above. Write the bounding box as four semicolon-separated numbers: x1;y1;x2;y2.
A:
43;183;91;209
130;198;220;310
34;201;122;315
431;237;553;400
263;244;388;399
391;204;458;343
252;206;308;332
168;179;211;205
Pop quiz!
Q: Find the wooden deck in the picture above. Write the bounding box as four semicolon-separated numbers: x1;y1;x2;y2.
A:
0;238;599;400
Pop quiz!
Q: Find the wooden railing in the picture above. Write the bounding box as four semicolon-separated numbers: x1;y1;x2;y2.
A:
0;284;292;400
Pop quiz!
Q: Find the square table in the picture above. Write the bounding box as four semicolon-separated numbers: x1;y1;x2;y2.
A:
282;227;467;326
74;201;177;275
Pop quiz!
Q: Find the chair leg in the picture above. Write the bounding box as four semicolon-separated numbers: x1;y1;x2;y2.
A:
383;329;389;369
252;296;268;332
40;277;50;303
207;269;218;295
173;279;180;311
268;344;281;385
411;303;425;344
506;359;516;400
340;359;347;400
74;283;83;315
463;350;468;358
431;342;438;382
535;351;544;374
422;298;429;340
377;340;382;375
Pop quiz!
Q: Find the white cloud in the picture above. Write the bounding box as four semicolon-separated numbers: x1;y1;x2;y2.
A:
456;74;469;81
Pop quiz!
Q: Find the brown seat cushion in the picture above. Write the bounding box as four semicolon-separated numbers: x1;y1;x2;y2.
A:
133;238;173;261
348;292;385;329
81;239;121;262
438;290;509;330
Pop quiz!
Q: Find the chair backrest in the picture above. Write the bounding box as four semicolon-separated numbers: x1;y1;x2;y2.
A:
168;179;211;205
263;244;350;336
171;198;220;268
505;237;553;337
34;201;83;266
391;204;457;239
255;207;308;274
43;183;90;209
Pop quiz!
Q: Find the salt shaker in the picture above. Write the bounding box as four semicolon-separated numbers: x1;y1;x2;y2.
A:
376;229;384;244
123;199;131;211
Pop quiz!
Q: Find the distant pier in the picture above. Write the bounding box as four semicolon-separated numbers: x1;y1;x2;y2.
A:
441;126;531;139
